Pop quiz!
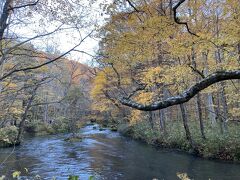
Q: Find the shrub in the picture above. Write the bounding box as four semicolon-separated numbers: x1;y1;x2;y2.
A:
0;126;18;147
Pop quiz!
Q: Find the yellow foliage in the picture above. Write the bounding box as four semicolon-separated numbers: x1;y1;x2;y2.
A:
141;67;165;87
90;71;108;98
134;92;154;105
129;110;143;125
12;171;21;178
177;173;191;180
92;0;240;121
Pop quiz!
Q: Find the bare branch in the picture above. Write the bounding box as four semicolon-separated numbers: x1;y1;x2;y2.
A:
173;0;199;37
3;24;64;57
0;31;93;81
8;0;39;11
187;64;205;78
126;0;140;12
73;49;95;58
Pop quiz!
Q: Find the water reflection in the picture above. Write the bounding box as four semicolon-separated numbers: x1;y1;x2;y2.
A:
0;125;240;179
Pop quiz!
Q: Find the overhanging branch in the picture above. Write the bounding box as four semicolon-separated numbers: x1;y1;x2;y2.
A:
118;70;240;111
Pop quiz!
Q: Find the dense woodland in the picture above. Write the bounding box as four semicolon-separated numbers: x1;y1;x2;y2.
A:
91;0;240;160
0;0;240;163
0;0;93;146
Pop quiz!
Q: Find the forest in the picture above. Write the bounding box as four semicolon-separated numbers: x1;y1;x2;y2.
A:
0;0;240;179
91;0;240;160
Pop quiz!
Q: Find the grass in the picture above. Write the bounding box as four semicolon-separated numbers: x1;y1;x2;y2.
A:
128;119;240;161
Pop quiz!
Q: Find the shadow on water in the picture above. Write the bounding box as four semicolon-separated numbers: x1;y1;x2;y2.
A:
1;124;240;179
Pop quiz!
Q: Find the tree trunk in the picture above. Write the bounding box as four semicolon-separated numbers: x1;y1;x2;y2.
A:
179;103;195;149
220;82;228;133
238;43;240;63
69;98;78;137
196;93;206;139
202;52;217;126
191;46;205;139
212;92;224;133
159;109;166;133
43;93;49;123
207;93;217;126
16;86;38;144
148;111;154;129
0;0;13;41
44;104;49;123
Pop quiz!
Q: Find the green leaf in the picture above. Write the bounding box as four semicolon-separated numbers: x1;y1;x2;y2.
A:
68;175;79;180
89;176;95;180
12;171;21;178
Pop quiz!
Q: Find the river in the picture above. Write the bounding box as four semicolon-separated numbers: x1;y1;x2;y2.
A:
0;125;240;180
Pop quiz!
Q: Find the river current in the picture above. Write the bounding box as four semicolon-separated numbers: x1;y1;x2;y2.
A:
1;125;240;179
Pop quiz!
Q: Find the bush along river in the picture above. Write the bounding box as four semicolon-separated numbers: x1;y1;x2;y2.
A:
1;124;240;179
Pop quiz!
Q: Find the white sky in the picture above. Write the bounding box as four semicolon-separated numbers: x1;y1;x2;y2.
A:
11;0;112;65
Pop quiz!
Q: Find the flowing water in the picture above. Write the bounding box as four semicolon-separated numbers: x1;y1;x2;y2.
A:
0;125;240;180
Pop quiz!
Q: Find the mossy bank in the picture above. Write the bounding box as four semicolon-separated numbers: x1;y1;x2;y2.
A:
117;120;240;162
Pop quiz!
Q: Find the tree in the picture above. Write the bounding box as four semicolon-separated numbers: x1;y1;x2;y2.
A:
94;0;240;110
0;0;94;82
113;0;240;111
0;0;96;145
91;0;240;144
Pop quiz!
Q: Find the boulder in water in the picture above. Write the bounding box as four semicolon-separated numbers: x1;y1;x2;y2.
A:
64;134;83;142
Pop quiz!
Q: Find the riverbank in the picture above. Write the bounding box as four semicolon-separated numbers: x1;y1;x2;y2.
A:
0;120;87;148
2;119;240;162
116;120;240;162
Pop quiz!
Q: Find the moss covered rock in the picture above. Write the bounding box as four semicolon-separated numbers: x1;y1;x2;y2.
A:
64;134;83;142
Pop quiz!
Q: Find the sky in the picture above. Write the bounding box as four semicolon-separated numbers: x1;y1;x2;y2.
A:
11;0;112;65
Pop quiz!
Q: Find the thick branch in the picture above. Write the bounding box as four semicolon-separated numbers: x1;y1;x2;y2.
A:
118;70;240;111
